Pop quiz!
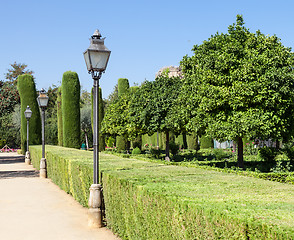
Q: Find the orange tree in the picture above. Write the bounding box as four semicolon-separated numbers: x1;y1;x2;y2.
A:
180;15;294;168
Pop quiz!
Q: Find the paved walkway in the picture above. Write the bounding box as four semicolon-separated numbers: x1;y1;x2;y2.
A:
0;152;120;240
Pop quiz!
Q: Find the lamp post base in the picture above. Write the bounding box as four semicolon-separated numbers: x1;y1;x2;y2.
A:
25;151;31;165
40;158;47;178
88;184;103;228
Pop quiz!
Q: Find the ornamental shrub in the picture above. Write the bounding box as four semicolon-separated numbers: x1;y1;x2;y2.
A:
61;71;80;148
17;74;41;154
106;136;115;148
187;133;199;150
132;147;141;155
116;135;126;152
150;148;161;159
258;147;279;162
0;139;6;148
117;78;129;97
169;141;179;155
200;136;214;149
57;87;63;146
116;78;129;150
282;146;294;161
132;136;142;149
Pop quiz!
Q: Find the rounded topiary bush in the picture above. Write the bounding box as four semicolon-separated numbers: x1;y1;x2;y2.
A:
62;71;80;149
132;147;141;155
17;74;41;154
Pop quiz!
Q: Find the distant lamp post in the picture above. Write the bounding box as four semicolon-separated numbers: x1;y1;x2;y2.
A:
37;88;49;178
24;106;32;165
84;29;111;228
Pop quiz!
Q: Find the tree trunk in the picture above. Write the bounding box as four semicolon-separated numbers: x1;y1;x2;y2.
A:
126;141;131;153
85;132;89;150
233;141;237;153
165;131;170;161
183;133;188;149
237;137;244;168
276;140;280;150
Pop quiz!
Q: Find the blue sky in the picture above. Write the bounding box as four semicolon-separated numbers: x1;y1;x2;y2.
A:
0;0;294;99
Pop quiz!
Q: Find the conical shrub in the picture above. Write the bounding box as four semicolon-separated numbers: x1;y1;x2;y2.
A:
61;71;80;148
17;74;41;154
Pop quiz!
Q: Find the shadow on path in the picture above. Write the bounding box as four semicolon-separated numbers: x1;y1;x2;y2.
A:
0;155;25;164
0;154;38;179
0;170;38;179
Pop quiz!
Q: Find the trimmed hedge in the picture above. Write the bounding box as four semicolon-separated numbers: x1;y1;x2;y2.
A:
61;71;80;148
116;78;130;151
116;135;126;151
117;78;129;97
29;145;294;239
187;132;199;150
200;136;214;149
17;74;41;154
30;145;92;206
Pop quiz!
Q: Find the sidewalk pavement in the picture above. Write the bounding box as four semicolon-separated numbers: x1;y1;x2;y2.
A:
0;152;121;240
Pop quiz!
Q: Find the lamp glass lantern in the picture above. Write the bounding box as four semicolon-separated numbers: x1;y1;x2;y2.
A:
83;30;111;74
37;89;49;108
24;106;32;119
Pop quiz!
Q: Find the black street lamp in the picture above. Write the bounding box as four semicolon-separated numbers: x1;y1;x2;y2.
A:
84;29;111;228
37;88;49;178
24;106;32;165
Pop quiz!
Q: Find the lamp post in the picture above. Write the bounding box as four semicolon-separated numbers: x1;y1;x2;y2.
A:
24;106;32;165
84;29;111;228
37;88;49;178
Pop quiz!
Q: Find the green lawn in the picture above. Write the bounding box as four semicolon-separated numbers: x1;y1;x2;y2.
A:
101;153;294;229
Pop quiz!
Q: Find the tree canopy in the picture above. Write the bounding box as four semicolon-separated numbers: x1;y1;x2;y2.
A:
130;72;183;159
102;86;139;140
180;15;294;167
5;62;34;85
0;62;34;117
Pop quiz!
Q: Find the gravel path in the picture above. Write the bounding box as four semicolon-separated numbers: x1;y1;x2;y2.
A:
0;152;120;240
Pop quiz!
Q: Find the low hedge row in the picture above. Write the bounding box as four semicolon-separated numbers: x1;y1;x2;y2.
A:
104;151;294;185
30;145;294;239
30;145;92;207
179;160;294;185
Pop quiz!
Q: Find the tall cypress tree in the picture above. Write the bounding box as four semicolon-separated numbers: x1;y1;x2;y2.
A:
61;71;80;148
116;78;129;151
57;87;63;146
187;133;199;150
118;78;129;97
17;74;41;154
